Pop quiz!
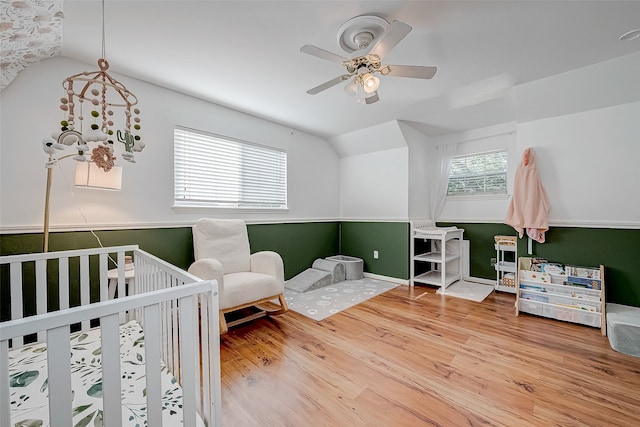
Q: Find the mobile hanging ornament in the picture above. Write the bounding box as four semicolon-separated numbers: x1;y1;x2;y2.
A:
42;58;145;170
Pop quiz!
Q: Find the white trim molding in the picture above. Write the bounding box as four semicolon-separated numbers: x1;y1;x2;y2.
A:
0;218;343;234
363;272;408;285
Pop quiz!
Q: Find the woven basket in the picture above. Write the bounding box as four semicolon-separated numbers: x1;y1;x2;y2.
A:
494;235;516;246
503;273;516;287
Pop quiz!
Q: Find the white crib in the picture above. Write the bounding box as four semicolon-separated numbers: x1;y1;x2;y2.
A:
0;245;222;427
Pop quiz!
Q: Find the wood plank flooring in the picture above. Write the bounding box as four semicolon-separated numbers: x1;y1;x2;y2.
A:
219;286;640;426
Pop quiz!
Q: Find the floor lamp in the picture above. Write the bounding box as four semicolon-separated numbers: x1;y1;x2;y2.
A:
41;0;144;252
42;157;122;253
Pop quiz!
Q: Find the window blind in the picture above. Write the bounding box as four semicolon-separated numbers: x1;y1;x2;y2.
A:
447;150;507;196
174;127;287;209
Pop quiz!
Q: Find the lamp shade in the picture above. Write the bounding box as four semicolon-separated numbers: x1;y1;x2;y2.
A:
75;162;122;190
362;74;380;93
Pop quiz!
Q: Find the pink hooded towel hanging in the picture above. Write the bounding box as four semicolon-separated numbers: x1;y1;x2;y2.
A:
505;147;550;243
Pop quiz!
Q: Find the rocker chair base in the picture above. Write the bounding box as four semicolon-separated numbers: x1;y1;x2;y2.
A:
220;293;289;334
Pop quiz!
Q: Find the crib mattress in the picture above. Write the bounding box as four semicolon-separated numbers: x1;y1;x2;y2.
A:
9;320;204;427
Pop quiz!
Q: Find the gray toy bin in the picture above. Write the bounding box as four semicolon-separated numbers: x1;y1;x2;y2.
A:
325;255;364;280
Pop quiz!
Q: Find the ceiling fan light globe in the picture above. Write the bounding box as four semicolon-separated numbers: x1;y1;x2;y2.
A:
363;74;380;93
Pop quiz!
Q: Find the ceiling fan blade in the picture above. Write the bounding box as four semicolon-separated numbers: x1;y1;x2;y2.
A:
307;74;351;95
366;20;412;59
384;65;437;79
300;44;349;65
365;91;380;104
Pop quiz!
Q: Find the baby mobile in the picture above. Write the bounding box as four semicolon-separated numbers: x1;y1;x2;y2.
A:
41;57;145;171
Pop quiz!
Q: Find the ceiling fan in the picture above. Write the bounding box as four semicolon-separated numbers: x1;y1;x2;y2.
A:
301;15;437;105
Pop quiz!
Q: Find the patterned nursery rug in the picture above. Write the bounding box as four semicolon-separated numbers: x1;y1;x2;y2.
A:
284;277;399;321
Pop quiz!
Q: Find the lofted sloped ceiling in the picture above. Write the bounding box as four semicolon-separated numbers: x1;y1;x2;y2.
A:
2;1;640;139
0;0;63;90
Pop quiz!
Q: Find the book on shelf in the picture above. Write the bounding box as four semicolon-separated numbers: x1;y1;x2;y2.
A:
530;258;549;272
565;275;602;290
540;262;566;276
520;283;546;292
556;303;599;312
565;265;601;279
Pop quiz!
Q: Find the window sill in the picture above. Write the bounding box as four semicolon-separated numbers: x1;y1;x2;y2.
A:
172;205;289;214
446;194;509;201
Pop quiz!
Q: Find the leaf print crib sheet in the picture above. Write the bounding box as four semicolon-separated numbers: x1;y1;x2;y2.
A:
8;320;204;427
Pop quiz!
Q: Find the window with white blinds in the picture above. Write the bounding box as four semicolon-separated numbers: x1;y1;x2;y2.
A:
447;150;507;196
174;127;287;209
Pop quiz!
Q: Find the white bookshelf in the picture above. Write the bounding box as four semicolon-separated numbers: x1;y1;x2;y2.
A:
516;257;606;336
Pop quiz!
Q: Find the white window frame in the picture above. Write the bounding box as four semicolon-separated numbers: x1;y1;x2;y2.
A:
173;126;287;211
447;149;508;197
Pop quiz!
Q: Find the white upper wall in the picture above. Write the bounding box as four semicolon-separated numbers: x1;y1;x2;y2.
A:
433;51;640;227
0;57;340;232
339;147;409;220
435;100;640;228
399;121;433;220
328;120;408;158
516;101;640;228
336;120;412;220
2;50;638;230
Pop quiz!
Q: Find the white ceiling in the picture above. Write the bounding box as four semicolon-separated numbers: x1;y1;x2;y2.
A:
56;1;640;138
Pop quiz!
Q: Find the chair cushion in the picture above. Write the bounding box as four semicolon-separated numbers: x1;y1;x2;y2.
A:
193;218;251;274
220;272;284;310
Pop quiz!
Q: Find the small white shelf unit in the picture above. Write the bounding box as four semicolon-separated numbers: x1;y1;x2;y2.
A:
410;221;464;293
495;237;517;293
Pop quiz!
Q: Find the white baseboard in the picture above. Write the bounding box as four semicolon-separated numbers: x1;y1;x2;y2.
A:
363;272;409;285
362;273;493;287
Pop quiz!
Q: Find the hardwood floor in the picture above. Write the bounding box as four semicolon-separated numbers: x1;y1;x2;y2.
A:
219;286;640;426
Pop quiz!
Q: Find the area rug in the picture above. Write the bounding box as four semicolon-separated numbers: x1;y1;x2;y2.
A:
436;280;494;302
284;278;398;321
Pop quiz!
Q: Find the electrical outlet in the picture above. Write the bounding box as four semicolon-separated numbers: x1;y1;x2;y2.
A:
373;250;379;259
490;257;497;267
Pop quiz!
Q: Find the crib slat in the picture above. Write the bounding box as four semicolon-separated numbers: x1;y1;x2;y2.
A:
99;253;108;302
35;259;47;342
199;295;210;422
160;301;169;370
58;257;70;310
144;304;163;427
180;295;197;427
101;313;122;427
172;299;180;381
0;340;10;427
117;252;126;323
9;263;23;347
117;251;126;298
79;255;91;330
47;325;72;426
211;294;223;427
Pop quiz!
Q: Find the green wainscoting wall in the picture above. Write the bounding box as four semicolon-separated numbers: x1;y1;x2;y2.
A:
441;222;640;307
0;222;340;279
0;222;339;320
246;222;339;279
339;221;410;280
2;221;639;310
